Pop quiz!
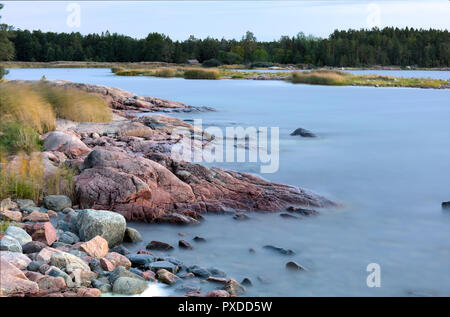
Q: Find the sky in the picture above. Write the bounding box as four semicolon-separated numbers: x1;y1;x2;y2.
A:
1;1;449;41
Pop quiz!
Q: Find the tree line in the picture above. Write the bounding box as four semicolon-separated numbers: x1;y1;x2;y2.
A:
0;4;449;68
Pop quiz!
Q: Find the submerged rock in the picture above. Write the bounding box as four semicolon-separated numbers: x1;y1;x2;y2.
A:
286;206;319;216
263;245;295;255
124;227;143;243
290;128;316;138
442;201;450;210
146;240;174;250
178;240;193;249
286;261;307;271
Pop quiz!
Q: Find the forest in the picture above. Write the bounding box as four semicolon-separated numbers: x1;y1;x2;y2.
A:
0;5;449;68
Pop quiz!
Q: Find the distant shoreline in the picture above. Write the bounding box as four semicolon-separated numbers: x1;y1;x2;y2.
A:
1;61;450;72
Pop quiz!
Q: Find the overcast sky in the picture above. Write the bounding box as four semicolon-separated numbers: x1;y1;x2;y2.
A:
1;1;449;41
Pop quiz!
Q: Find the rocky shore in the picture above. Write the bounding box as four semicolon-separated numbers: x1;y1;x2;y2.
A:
1;80;335;297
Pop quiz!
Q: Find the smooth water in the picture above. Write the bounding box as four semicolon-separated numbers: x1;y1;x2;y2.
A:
6;68;450;296
233;68;450;80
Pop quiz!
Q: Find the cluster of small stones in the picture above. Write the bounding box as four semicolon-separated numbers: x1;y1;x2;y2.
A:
0;196;250;297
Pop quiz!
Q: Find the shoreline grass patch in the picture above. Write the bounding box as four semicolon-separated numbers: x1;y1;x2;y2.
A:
183;68;221;80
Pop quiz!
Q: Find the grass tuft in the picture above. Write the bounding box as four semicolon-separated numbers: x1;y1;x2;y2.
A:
183;68;221;80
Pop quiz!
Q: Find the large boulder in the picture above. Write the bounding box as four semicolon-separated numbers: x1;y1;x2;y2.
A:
76;209;126;247
5;226;32;246
44;131;91;158
112;277;148;295
75;149;334;223
44;195;72;211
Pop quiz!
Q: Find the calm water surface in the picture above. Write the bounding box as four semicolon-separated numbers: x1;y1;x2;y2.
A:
6;68;450;296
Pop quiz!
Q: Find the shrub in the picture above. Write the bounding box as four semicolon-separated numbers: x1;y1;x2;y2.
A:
152;68;177;77
183;68;220;80
250;61;274;68
202;58;222;68
0;66;8;80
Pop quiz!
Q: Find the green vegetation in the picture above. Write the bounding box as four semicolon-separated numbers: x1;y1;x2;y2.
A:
3;23;449;67
202;58;222;67
290;70;449;88
183;68;221;79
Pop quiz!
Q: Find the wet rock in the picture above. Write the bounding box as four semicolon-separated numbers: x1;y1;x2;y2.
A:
207;276;228;284
91;279;112;293
79;235;109;259
290;128;316;138
147;260;178;273
124;227;143;243
58;231;80;245
193;236;206;242
249;248;256;253
109;266;144;284
113;276;148;295
27;222;57;246
208;267;226;277
0;235;22;252
104;252;132;269
62;207;74;214
286;261;307;271
0;251;31;269
110;245;130;255
129;267;143;277
233;213;250;221
205;290;231;297
44;195;72;211
442;201;450;209
187;265;211;278
241;278;252;287
224;279;246;296
48;210;58;218
44;131;91;158
263;245;295;255
23;241;47;254
156;268;180;285
179;240;193;249
286;206;319;216
126;253;155;267
76;209;126;247
280;212;298;219
5;226;32;246
142;270;156;281
257;275;272;285
146;240;174;250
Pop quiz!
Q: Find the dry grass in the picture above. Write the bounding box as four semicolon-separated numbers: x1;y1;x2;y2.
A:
0;152;75;203
183;68;221;79
0;83;56;133
291;70;347;85
34;82;112;123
